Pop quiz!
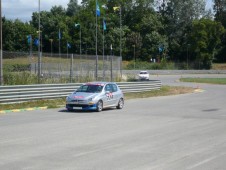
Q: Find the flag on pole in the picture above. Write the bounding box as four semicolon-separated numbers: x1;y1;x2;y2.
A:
75;23;80;28
34;38;39;46
27;35;32;44
96;1;101;16
58;29;61;39
103;19;107;31
67;42;71;48
158;45;164;53
113;6;120;11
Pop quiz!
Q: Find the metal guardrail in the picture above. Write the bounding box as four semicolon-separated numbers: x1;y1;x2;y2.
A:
0;81;161;104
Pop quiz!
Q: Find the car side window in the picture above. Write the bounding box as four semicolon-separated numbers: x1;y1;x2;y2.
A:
105;84;112;92
111;84;118;92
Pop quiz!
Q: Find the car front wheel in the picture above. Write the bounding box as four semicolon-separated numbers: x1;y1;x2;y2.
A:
116;98;124;109
96;100;103;112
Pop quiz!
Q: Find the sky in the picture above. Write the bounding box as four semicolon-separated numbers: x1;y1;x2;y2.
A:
2;0;213;22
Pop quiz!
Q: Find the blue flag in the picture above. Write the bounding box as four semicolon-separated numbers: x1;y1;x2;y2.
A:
58;29;61;39
159;45;164;53
96;2;100;16
27;35;32;44
34;38;39;46
67;43;71;48
103;19;106;31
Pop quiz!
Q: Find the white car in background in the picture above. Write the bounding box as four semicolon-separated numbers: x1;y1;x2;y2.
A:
138;71;149;80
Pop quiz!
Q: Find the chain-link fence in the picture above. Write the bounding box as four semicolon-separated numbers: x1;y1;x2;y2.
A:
2;51;122;85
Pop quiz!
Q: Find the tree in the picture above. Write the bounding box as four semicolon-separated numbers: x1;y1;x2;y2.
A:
2;0;225;67
159;0;206;61
30;6;70;53
189;19;225;69
138;11;167;61
67;0;80;16
126;31;142;60
3;19;35;52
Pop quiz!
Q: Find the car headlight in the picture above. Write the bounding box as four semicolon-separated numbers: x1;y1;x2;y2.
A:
66;96;72;102
88;98;95;105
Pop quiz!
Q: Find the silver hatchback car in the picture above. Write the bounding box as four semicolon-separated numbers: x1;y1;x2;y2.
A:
66;82;124;112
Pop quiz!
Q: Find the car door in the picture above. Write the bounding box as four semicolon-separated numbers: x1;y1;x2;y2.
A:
104;84;114;106
110;83;120;105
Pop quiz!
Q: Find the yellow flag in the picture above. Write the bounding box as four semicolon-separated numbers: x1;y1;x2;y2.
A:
113;6;120;11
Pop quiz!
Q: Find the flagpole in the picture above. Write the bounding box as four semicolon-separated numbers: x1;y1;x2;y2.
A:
79;25;81;75
110;44;113;82
113;6;122;79
67;41;68;58
59;28;61;57
95;0;98;81
30;35;33;57
120;6;122;78
49;39;53;57
120;6;122;58
80;25;81;56
0;0;3;85
38;0;41;83
103;18;105;81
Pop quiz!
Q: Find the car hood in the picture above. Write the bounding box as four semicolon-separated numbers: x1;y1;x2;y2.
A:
68;92;99;100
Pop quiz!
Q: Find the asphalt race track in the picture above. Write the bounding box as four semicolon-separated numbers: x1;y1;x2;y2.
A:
0;74;226;170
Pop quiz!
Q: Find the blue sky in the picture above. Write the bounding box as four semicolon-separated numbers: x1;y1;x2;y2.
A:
2;0;213;22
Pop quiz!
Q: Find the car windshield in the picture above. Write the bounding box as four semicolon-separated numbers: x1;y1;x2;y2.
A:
140;72;147;74
76;85;103;93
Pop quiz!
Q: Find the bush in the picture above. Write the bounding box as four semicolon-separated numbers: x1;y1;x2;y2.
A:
4;71;38;85
125;60;176;70
4;64;31;72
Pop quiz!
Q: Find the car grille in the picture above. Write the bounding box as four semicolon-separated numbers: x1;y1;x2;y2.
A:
67;104;90;107
70;100;87;104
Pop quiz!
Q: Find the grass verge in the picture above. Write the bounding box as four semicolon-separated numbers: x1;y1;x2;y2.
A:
180;78;226;85
0;86;195;112
125;86;194;100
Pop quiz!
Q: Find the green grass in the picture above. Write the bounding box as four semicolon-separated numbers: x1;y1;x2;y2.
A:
123;60;176;70
0;98;66;111
0;86;194;111
180;78;226;85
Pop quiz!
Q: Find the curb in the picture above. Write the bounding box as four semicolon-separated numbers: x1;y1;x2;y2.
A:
0;106;48;114
194;89;205;93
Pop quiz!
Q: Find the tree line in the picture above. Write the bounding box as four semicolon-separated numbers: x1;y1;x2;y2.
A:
2;0;226;69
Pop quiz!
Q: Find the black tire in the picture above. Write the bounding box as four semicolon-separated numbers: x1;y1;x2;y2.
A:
96;100;103;112
67;108;73;112
116;98;124;109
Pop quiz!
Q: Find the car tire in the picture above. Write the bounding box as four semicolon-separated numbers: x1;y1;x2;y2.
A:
96;100;103;112
67;108;73;112
116;98;124;109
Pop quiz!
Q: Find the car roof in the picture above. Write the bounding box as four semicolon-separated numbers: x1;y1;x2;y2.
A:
84;82;116;86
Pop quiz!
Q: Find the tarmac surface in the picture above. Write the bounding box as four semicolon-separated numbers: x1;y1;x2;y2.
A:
0;74;226;170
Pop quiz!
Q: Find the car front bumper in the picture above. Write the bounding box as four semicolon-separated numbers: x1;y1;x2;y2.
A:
139;77;149;80
66;104;97;111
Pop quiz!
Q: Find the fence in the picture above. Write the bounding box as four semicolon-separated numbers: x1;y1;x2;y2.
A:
3;51;122;84
0;81;162;104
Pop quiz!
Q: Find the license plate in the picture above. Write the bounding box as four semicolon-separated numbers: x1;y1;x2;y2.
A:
73;107;82;110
